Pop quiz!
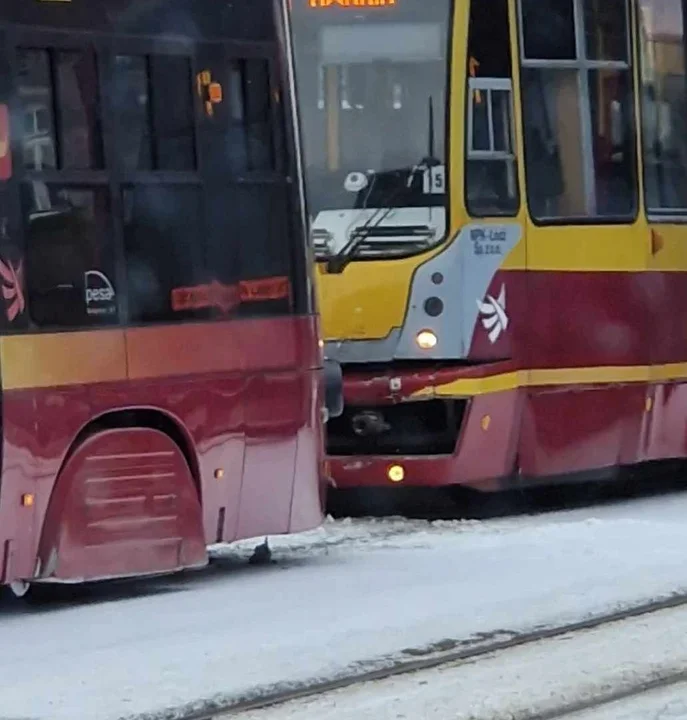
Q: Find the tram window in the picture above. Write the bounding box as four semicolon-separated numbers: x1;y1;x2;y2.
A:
519;0;637;222
637;0;687;215
584;0;629;62
112;54;196;172
56;52;103;170
0;102;26;331
520;0;576;61
112;56;153;172
22;185;118;328
243;59;274;171
123;185;206;324
17;50;57;171
17;49;103;171
466;0;519;217
201;57;275;175
151;55;195;171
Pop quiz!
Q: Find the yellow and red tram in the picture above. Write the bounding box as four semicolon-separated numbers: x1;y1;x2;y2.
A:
289;0;687;494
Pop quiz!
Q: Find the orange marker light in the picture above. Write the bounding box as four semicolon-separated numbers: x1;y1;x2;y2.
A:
209;83;223;104
21;493;34;507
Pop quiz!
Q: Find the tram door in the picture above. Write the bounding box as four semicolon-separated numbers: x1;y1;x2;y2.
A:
637;0;687;443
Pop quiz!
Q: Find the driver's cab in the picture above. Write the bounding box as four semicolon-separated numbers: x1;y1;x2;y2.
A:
290;1;451;266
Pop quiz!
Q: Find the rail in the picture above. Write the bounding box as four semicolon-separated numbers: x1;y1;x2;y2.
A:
156;589;687;720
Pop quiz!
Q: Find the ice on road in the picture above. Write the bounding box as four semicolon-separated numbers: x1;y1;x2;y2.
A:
2;490;687;719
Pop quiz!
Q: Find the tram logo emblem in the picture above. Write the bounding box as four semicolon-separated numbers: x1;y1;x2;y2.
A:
85;270;117;316
0;256;25;322
477;284;508;344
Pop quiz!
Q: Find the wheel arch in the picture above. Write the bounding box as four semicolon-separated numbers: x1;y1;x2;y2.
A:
59;406;201;497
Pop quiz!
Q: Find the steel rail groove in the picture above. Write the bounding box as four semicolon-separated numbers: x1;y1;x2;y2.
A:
160;590;687;720
527;670;687;719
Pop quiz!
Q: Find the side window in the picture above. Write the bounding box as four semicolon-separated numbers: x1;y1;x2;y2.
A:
114;53;202;324
18;48;102;172
117;50;291;325
112;54;196;172
199;56;276;176
199;52;291;319
519;0;637;221
466;0;519;216
638;0;687;215
123;185;205;324
0;91;28;332
16;47;118;329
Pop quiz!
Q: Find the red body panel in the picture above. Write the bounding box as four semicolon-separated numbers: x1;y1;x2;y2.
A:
36;428;207;581
0;315;325;585
330;388;521;491
328;269;687;490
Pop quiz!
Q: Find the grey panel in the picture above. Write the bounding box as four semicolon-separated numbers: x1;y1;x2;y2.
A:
324;330;402;364
394;223;522;360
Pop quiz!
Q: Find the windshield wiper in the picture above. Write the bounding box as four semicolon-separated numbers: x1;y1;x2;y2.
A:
325;97;439;275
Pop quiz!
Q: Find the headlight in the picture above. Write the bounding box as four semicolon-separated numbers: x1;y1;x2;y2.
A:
416;329;438;350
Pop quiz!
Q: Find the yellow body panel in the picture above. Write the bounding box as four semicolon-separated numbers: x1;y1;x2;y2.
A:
648;224;687;272
316;251;433;341
0;331;127;391
314;0;687;349
316;0;472;343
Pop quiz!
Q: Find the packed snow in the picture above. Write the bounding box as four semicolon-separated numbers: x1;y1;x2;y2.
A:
234;603;687;720
569;683;687;719
2;489;687;719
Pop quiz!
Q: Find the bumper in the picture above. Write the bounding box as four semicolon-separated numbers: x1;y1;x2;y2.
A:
326;363;522;490
323;358;344;421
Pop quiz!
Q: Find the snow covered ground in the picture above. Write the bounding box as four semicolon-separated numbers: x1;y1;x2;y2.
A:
3;489;687;720
235;603;687;720
571;684;687;719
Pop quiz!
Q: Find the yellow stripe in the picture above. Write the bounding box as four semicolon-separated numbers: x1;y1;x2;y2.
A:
412;363;687;399
0;332;127;391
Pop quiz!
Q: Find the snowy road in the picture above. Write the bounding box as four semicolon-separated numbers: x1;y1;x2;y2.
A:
570;684;687;719
234;602;687;720
3;488;687;720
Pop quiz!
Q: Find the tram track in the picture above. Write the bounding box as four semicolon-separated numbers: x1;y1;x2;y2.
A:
164;589;687;720
525;670;687;719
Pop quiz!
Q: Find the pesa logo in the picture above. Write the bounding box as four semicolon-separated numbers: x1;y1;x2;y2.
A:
85;270;117;316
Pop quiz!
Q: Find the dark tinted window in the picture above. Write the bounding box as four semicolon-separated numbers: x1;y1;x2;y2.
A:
112;54;195;172
122;49;292;326
23;184;118;328
521;0;576;60
7;35;296;332
197;55;275;176
123;185;205;323
1;0;277;41
16;46;115;329
17;48;102;171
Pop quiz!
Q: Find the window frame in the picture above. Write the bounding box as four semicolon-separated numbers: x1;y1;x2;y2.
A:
1;26;303;335
636;0;687;222
464;0;520;219
516;0;639;225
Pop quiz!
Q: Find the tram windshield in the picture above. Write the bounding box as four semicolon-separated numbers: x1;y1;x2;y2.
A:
289;0;452;263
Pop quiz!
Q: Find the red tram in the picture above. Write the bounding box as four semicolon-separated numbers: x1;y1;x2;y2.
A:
0;0;341;596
